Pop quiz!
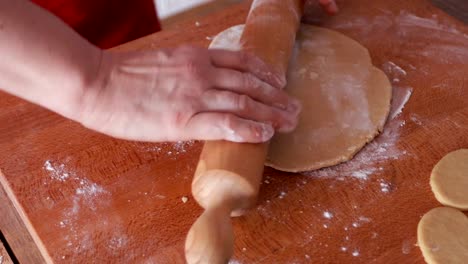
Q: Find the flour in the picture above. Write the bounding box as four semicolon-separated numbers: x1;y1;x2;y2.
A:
108;235;128;251
173;140;194;154
76;179;105;197
401;239;412;255
380;181;390;193
388;86;413;120
323;211;333;219
58;175;113;258
43;160;71;182
350;169;377;180
358;216;371;223
137;140;195;156
279;191;287;199
303;117;406;180
352;250;360;257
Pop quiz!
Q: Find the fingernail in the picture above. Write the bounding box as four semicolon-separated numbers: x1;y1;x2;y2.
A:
257;123;274;141
276;74;287;88
225;128;244;142
274;103;287;110
287;99;302;114
279;118;298;133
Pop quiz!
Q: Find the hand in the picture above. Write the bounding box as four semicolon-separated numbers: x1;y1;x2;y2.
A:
78;46;301;143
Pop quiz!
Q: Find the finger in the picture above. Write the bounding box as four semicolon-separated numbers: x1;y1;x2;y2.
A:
201;90;298;133
184;112;275;143
208;49;286;89
318;0;339;15
212;68;300;112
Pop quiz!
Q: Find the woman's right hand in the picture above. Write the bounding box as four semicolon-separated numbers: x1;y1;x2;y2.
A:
77;46;301;143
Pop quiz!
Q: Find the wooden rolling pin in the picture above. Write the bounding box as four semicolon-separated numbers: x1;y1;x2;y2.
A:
185;0;304;263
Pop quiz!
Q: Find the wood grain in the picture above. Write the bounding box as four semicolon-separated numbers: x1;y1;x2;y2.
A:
0;176;49;263
0;0;467;263
0;238;15;264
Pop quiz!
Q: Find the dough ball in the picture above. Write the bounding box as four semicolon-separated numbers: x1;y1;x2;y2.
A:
430;149;468;210
417;207;468;264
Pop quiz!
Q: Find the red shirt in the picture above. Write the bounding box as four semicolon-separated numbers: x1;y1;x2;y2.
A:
31;0;161;49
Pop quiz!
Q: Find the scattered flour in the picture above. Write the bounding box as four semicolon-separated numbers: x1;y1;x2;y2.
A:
352;250;360;257
351;216;372;228
303;117;407;180
380;182;390;193
43;160;71;182
138;141;195;156
358;216;371;222
279;191;287;199
388;86;413;120
350;169;377;180
402;239;412;255
323;211;333;219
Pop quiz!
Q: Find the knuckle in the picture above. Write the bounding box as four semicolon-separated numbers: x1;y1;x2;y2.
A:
236;94;251;112
172;103;198;127
242;73;256;89
184;62;205;83
238;51;252;65
222;114;236;131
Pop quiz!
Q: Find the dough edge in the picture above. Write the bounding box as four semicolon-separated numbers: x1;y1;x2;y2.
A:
417;207;468;264
430;149;468;210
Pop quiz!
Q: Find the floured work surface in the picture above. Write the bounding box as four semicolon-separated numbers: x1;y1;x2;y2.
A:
0;0;468;263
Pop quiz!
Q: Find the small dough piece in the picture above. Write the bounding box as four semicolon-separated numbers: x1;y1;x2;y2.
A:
417;207;468;264
210;25;392;172
431;149;468;210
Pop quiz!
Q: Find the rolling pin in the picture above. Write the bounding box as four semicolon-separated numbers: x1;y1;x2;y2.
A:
185;0;304;263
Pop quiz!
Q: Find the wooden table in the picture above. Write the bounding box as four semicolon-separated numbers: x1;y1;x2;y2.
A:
1;0;467;263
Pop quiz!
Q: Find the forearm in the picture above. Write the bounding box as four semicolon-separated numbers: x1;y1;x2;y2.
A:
0;0;101;119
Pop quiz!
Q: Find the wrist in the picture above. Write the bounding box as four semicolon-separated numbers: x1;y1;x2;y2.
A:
61;45;104;121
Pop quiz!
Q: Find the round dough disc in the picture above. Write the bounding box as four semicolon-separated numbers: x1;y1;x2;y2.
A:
417;207;468;264
430;149;468;210
210;24;392;172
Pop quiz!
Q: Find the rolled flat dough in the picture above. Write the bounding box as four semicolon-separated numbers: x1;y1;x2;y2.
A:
417;207;468;264
430;149;468;210
210;25;392;172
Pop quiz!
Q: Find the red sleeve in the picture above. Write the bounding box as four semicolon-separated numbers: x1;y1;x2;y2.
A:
31;0;161;49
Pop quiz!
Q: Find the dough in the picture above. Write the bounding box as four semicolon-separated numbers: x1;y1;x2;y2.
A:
210;25;392;172
430;149;468;210
417;207;468;264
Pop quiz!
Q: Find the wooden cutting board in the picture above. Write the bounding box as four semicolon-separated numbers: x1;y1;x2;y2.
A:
0;0;467;263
